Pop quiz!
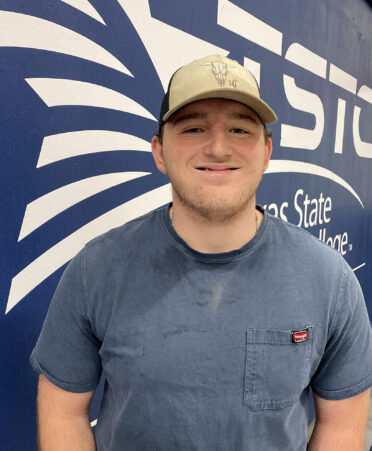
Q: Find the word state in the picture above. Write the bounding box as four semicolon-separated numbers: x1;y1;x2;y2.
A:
264;189;350;255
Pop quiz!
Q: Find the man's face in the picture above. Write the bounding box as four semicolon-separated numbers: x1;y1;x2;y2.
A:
152;98;272;222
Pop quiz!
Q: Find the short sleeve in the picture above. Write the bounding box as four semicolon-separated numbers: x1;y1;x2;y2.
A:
30;249;102;393
311;263;372;400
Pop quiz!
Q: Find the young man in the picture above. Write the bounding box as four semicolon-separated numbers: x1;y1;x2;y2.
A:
31;55;372;450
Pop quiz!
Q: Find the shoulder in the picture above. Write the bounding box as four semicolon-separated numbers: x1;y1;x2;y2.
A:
82;204;168;261
91;202;167;244
263;211;351;283
266;212;345;260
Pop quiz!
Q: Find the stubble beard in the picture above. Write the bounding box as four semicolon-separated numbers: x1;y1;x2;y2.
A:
169;174;261;224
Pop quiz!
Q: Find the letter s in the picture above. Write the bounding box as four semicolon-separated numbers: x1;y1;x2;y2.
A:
281;75;324;150
294;189;303;227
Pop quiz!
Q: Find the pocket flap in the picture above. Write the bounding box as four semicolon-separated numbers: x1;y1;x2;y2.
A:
246;327;313;345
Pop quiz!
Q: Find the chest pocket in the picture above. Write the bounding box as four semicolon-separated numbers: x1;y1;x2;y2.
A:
244;327;313;410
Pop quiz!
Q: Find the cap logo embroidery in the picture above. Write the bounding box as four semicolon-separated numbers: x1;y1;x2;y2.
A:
201;61;235;87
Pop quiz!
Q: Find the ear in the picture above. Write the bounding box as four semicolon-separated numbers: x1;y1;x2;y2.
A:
263;137;273;172
151;135;167;175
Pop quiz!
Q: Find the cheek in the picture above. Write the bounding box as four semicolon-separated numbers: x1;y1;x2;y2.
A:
242;151;268;175
240;147;262;163
162;151;186;177
165;148;196;171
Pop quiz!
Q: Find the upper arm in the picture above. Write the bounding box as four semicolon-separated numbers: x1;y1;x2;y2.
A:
311;265;372;401
313;389;370;432
37;374;95;417
30;252;102;394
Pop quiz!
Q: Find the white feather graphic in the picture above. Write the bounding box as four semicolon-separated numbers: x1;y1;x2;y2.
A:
18;172;150;241
0;10;131;75
117;0;229;91
25;78;156;120
37;131;151;167
59;0;106;24
6;1;231;313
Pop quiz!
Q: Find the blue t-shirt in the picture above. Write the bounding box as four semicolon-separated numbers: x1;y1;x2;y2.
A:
31;205;372;450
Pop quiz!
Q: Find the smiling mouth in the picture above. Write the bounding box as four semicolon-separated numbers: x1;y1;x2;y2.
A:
196;167;239;171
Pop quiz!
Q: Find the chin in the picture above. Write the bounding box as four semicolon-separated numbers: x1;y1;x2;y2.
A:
178;191;254;223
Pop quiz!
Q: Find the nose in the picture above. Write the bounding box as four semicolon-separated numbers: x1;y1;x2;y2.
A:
204;127;232;159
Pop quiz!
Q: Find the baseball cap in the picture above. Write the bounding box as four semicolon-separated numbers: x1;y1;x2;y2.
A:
158;54;277;130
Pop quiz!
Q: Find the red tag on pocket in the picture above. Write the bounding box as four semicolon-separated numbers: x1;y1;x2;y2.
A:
292;329;308;343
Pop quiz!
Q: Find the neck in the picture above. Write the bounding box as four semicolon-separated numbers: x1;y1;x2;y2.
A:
169;201;262;254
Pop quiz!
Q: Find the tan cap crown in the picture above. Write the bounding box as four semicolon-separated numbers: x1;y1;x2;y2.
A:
159;54;277;128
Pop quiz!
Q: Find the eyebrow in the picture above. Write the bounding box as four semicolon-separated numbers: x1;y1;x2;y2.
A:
170;112;208;126
169;111;261;127
227;112;261;125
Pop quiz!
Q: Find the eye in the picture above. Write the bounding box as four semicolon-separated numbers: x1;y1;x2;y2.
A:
183;127;203;134
230;127;249;134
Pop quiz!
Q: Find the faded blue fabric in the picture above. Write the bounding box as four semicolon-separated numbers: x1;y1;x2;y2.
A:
30;205;372;451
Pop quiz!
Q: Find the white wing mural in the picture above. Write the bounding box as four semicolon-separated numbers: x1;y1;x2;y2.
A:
59;0;106;24
5;1;232;313
25;78;156;120
37;131;151;167
117;0;229;90
0;11;130;75
18;172;150;241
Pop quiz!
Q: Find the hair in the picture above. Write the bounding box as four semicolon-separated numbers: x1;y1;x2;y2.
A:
154;124;272;145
